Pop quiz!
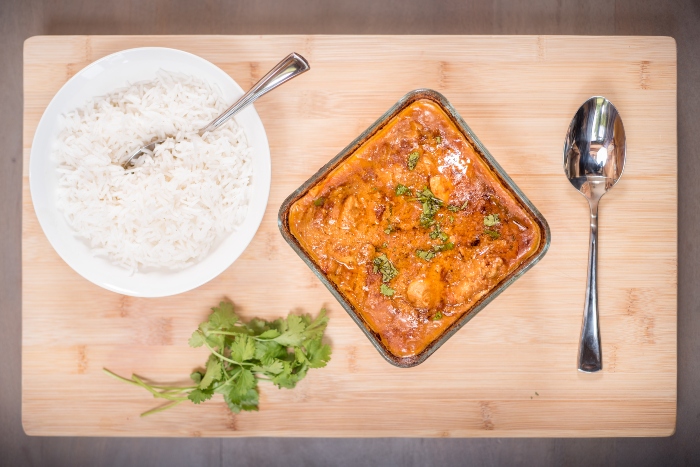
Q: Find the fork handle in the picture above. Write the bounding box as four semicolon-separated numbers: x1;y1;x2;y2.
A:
198;52;310;136
579;198;602;372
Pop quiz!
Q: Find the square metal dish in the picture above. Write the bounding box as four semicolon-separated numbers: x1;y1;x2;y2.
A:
278;89;551;367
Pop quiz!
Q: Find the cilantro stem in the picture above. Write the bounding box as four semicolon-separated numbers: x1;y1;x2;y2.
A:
222;367;242;385
103;368;196;392
103;369;193;390
140;400;186;417
132;375;189;402
201;339;254;367
204;328;251;337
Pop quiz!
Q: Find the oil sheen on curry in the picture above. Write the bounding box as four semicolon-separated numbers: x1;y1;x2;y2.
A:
289;99;541;358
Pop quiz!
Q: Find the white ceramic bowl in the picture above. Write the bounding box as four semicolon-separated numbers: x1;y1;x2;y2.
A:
30;47;271;297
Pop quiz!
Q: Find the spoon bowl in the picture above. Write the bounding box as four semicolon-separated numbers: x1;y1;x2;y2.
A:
564;96;626;372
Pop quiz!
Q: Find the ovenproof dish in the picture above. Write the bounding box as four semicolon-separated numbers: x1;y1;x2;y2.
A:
279;90;550;367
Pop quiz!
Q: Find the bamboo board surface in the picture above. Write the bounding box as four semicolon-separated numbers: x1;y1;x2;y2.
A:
22;35;677;437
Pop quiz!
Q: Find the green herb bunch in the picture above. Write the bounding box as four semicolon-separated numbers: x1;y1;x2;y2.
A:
104;302;331;417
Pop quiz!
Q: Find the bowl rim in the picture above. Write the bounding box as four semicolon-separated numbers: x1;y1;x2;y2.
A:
29;46;271;297
278;89;551;367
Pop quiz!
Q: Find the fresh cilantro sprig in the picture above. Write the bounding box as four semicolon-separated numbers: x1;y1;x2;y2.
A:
104;302;331;416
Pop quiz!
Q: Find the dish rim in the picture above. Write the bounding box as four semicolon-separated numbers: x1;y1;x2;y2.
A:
278;89;551;367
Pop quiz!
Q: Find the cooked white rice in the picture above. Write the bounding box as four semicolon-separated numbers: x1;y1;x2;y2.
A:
54;70;252;273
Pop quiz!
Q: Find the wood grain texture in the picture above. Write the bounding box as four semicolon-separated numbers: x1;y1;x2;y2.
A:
22;35;677;437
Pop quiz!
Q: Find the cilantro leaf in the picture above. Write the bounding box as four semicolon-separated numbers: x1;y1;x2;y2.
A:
373;254;398;283
230;369;256;398
395;184;412;196
415;187;443;227
272;313;308;347
433;242;454;252
448;200;468;212
224;388;259;414
188;330;205;348
380;284;395;297
304;339;332;368
229;334;256;363
484;214;500;227
484;229;500;239
429;223;448;242
188;388;213;404
407;151;420;170
432;311;443;321
313;197;325;206
416;249;436;261
303;308;330;340
253;358;285;375
199;355;222;390
208;302;239;330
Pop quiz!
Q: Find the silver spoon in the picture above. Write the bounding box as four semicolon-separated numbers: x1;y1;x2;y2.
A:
121;52;310;168
563;96;626;373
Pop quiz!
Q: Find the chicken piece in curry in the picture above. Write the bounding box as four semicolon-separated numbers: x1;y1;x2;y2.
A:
289;99;541;358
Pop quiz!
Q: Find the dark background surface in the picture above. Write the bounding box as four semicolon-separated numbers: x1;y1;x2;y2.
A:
1;1;698;466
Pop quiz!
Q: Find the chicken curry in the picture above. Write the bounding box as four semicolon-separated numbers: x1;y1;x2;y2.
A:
289;99;541;358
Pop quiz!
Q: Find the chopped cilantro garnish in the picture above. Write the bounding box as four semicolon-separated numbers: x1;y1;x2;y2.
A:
384;224;394;234
416;249;436;261
449;215;455;223
417;240;454;260
432;311;443;321
484;214;500;226
415;186;443;227
380;284;395;297
433;242;455;252
373;253;398;283
448;200;468;212
313;197;325;206
407;151;420;170
435;136;442;144
429;223;449;242
484;229;500;239
395;184;412;196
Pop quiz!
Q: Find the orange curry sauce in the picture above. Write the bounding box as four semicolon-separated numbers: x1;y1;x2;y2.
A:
289;99;540;358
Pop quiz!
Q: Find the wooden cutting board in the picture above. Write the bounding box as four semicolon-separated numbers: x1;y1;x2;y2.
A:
22;35;677;437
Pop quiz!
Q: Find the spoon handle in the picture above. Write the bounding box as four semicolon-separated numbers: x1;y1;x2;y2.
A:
579;198;602;372
198;52;310;136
